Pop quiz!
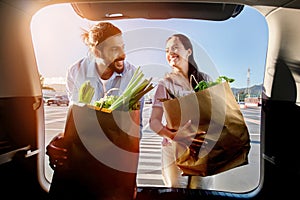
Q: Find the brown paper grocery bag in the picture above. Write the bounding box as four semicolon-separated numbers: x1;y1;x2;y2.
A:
162;82;250;176
49;104;140;199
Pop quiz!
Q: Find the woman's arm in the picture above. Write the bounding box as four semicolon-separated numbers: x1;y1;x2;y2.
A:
149;106;175;140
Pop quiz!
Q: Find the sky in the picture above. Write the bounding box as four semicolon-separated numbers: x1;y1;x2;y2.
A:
30;3;268;88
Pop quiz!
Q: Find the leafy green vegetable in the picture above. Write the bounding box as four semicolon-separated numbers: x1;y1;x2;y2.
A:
194;76;234;92
94;95;119;109
78;66;154;111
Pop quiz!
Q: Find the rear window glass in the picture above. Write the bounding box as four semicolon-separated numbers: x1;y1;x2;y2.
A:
31;3;267;193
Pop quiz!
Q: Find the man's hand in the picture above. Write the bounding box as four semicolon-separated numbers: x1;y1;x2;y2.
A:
46;132;68;170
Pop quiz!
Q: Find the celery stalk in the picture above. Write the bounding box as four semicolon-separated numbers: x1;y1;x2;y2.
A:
108;67;154;111
78;80;95;104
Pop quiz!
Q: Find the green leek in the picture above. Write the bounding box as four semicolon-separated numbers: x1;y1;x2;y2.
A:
108;66;154;111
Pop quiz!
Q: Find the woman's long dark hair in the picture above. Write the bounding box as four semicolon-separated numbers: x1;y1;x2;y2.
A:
168;34;205;89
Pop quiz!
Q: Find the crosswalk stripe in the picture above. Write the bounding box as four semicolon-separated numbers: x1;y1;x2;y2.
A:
137;130;165;186
137;174;163;180
138;158;161;163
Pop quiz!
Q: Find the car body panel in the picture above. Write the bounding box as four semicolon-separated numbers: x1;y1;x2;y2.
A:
1;0;300;199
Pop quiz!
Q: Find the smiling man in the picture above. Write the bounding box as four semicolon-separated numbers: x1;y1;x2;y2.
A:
66;22;137;105
46;22;143;200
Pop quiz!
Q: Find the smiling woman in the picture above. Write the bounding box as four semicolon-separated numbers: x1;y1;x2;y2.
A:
30;1;266;198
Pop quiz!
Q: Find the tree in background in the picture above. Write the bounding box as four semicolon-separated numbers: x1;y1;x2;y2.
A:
40;74;56;91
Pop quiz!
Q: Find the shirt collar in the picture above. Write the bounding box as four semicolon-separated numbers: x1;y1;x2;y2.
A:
86;56;98;78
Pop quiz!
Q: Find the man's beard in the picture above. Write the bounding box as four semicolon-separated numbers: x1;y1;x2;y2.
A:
107;57;125;74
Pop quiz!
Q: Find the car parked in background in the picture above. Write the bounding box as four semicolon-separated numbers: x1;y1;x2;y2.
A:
46;95;69;106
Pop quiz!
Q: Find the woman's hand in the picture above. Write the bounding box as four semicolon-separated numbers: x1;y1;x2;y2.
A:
173;120;207;158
